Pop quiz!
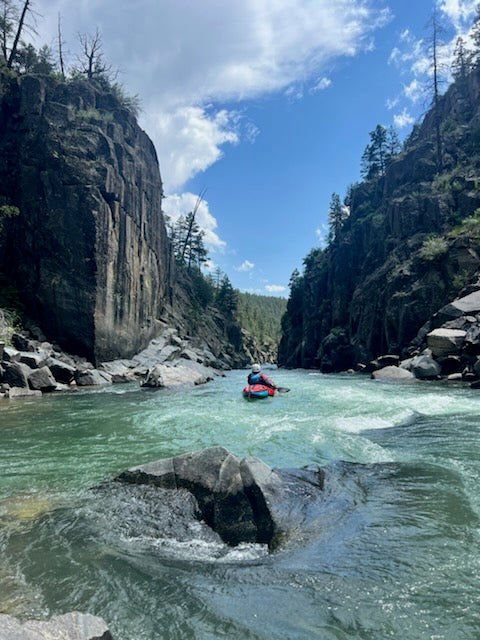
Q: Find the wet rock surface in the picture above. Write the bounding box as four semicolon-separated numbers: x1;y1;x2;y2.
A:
115;447;325;548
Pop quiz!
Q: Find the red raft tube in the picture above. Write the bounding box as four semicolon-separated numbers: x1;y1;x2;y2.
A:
242;384;277;399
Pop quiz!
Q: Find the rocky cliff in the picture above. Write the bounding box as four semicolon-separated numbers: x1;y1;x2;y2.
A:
279;66;480;371
0;72;172;363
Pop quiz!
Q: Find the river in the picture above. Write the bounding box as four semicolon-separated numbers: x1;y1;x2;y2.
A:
1;368;479;639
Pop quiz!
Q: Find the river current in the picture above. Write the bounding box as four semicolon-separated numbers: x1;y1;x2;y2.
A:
1;368;479;639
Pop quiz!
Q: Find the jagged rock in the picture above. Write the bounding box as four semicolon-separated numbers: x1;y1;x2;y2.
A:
435;290;480;324
46;357;76;384
464;324;480;354
19;352;48;369
11;333;34;352
437;355;463;375
116;447;325;547
371;365;416;382
427;328;466;357
28;366;57;392
3;347;20;362
74;369;112;386
141;363;214;388
375;354;400;369
0;611;114;640
2;361;32;388
411;354;442;379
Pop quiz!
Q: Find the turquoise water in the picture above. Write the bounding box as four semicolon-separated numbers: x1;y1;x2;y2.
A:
1;368;480;639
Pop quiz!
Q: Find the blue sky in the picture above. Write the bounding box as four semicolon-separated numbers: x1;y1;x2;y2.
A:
32;0;479;296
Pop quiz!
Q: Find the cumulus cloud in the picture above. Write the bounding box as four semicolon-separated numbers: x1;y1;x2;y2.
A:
311;76;332;92
393;108;415;128
162;192;226;252
33;0;393;193
236;260;255;272
265;284;287;294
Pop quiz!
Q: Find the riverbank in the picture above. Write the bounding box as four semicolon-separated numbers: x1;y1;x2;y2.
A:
0;318;228;399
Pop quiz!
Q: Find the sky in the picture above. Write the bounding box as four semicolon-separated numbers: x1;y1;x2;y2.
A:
28;0;479;296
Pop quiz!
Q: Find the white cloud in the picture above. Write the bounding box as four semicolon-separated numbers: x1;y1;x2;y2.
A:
438;0;478;31
236;260;255;272
311;76;332;92
33;0;393;192
143;107;239;190
394;108;415;128
162;192;226;252
265;284;286;293
404;78;423;103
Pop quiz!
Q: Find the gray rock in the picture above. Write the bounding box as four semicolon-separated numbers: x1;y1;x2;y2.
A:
28;366;57;392
8;387;42;398
426;328;466;357
411;354;442;379
2;361;32;388
371;365;416;382
19;352;48;369
117;447;325;547
74;369;112;386
0;611;113;640
0;341;4;360
46;357;76;384
3;346;21;362
11;333;34;352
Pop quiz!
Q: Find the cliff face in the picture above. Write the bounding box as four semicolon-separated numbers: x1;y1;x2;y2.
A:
279;67;480;371
0;73;172;362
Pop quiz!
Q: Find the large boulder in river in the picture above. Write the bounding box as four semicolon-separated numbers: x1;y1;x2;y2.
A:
411;354;441;379
371;365;415;383
426;328;466;357
0;612;114;640
116;447;325;548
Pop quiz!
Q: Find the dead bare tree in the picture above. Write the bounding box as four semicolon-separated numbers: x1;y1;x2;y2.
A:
1;0;35;67
76;28;112;79
57;12;65;78
7;0;31;68
426;8;446;172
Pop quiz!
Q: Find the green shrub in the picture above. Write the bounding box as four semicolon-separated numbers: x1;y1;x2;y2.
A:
418;235;448;261
451;208;480;237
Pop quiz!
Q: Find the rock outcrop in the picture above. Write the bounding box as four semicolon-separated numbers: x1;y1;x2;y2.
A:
116;447;325;548
279;66;480;371
0;72;172;363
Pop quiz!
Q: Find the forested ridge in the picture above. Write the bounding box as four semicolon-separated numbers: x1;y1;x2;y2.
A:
279;9;480;371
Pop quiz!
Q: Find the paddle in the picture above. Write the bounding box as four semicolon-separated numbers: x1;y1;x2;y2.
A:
276;387;290;393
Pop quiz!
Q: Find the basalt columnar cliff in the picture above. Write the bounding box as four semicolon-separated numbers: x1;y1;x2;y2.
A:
279;66;480;371
0;71;173;362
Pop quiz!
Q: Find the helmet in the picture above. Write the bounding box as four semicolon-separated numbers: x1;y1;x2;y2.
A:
252;363;261;373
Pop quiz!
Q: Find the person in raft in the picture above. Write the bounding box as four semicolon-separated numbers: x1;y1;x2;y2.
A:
247;363;277;390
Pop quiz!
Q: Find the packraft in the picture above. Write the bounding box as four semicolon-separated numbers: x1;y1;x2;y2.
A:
242;384;277;399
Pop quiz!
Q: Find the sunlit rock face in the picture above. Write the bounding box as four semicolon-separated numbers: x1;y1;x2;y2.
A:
0;72;172;363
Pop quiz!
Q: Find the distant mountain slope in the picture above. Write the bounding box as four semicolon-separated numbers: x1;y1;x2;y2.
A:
236;292;287;363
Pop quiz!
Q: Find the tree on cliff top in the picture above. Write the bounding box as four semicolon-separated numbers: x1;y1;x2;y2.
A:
0;0;35;69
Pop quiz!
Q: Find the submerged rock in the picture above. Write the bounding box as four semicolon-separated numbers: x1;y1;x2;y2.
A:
0;612;114;640
116;447;325;548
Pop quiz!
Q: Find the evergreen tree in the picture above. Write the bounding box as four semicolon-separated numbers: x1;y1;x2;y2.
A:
328;192;348;243
216;275;238;314
471;4;480;67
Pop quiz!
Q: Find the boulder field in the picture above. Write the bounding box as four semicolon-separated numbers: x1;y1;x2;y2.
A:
369;289;480;386
0;325;227;399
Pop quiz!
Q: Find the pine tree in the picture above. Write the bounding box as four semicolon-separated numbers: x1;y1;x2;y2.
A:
328;192;348;243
